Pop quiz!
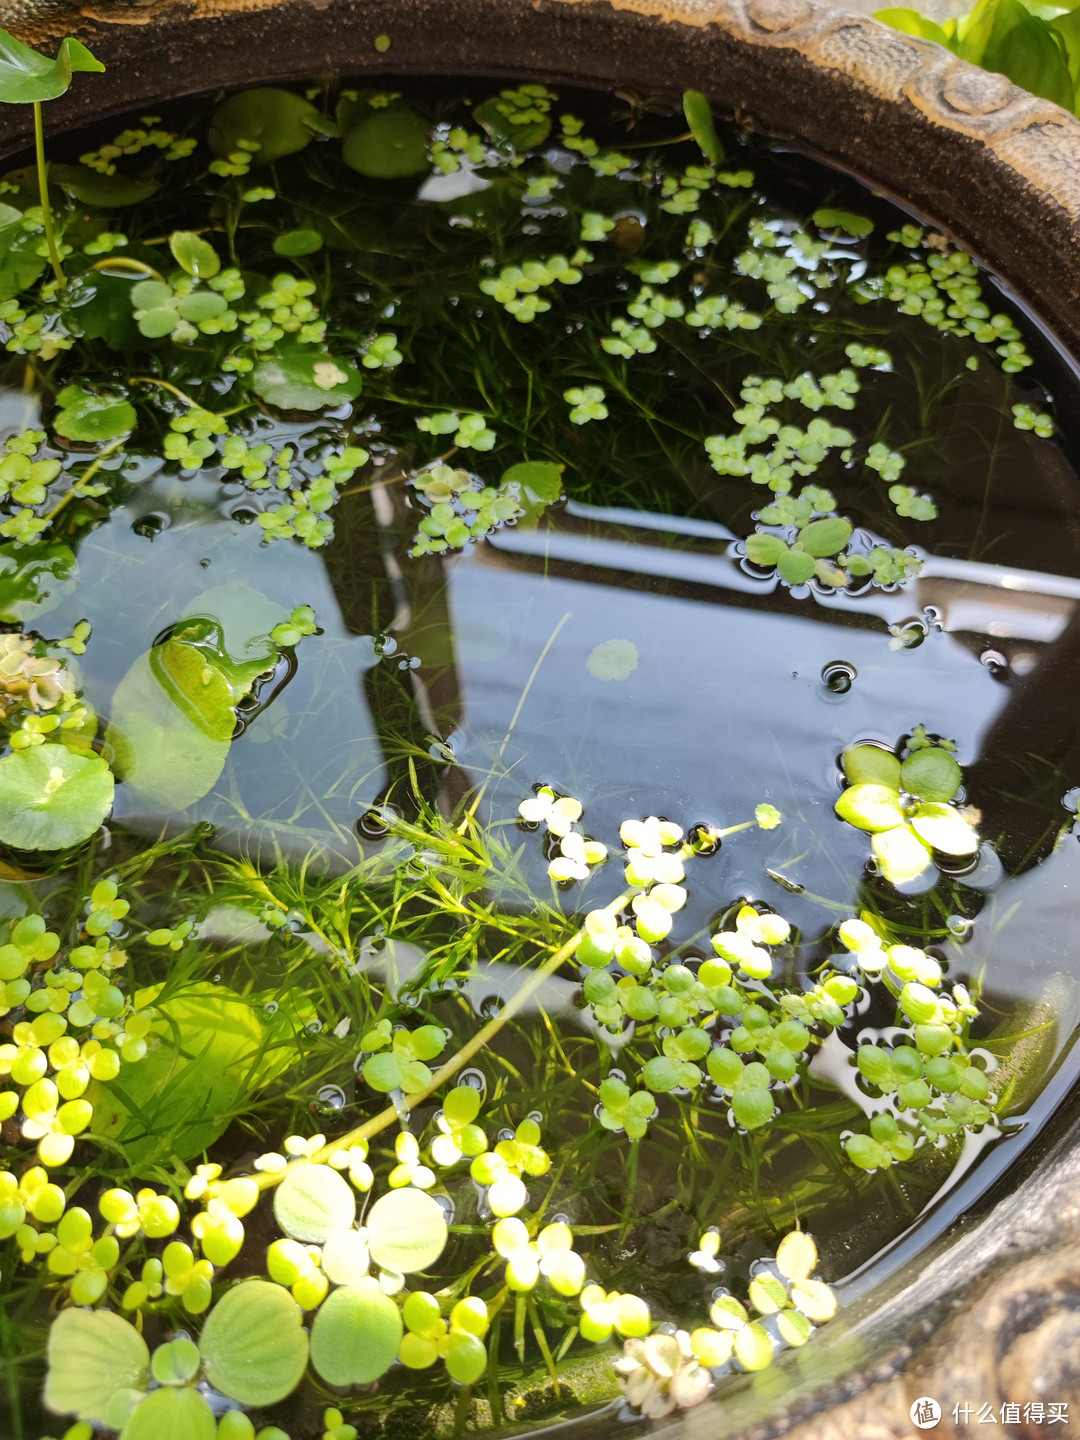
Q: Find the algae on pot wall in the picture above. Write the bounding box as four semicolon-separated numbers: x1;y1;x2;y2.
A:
0;41;1079;1440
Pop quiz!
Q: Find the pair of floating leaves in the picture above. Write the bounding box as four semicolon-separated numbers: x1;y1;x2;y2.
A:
836;742;977;883
274;1164;448;1270
44;1282;308;1427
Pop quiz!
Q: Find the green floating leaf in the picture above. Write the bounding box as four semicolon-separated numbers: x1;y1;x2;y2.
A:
910;802;978;855
274;1161;356;1243
53;384;136;442
745;533;787;567
445;1332;487;1384
363;1050;404;1091
871;824;932;883
119;1385;215;1440
777;548;817;585
44;1308;148;1424
899;747;962;802
812;207;873;237
88;982;306;1169
310;1278;403;1386
273;228;324;257
500;459;563;528
834;783;905;834
209;87;317;164
343;107;430;178
49;164;158;208
251;341;362;412
0;217;46;301
0;31;103;106
682;89;724;164
106;643;232;812
0;743;113;851
798;517;852;557
169;231;220;280
199;1281;309;1406
732;1085;773;1130
366;1187;448;1272
842;744;901;790
0;539;75;622
587;638;639;682
148;639;237;743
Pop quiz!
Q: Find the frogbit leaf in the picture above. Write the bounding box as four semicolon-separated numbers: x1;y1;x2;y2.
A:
310;1278;403;1386
683;90;724;164
169;231;220;280
0;30;103;105
44;1308;149;1423
53;384;136;442
199;1281;309;1406
48;165;157;208
499;459;562;527
209;87;317;163
776;548;817;585
0;743;113;850
251;342;362;411
813;208;873;237
842;744;901;790
342;107;430;178
273;228;324;257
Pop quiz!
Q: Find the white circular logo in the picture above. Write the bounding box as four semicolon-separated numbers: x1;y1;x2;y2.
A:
910;1398;941;1430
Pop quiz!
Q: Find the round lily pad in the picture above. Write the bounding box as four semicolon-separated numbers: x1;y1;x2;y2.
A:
53;384;136;442
900;747;962;802
0;743;114;850
274;1161;356;1243
198;1280;309;1406
366;1186;448;1272
343;108;430;178
209;87;317;163
251;345;362;412
309;1277;403;1386
44;1307;149;1423
841;745;901;790
834;783;905;833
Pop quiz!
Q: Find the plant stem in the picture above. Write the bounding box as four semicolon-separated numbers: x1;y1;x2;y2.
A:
32;102;64;289
45;436;126;523
254;882;638;1190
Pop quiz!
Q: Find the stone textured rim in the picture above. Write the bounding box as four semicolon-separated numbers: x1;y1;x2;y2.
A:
0;0;1079;1433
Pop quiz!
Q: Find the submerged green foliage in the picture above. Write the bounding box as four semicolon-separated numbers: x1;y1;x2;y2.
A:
0;52;1064;1440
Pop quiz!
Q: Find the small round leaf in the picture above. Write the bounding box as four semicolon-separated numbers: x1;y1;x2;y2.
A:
119;1385;216;1440
0;744;114;851
841;745;900;789
900;748;962;802
343;108;430;178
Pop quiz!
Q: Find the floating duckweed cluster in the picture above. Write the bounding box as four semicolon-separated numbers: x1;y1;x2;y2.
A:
0;31;1068;1440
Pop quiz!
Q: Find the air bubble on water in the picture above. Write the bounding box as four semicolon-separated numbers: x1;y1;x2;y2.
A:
315;1084;347;1113
199;557;211;569
459;1068;486;1096
433;1193;455;1222
478;995;501;1020
496;1128;514;1143
821;660;856;694
390;1088;410;1122
946;915;974;942
1063;787;1080;814
305;1020;323;1037
890;617;928;649
212;974;221;983
608;1068;626;1084
263;1000;279;1015
923;605;944;630
980;649;1008;676
527;1110;543;1126
132;512;169;539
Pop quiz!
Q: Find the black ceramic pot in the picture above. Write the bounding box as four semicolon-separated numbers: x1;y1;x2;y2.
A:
2;2;1080;1435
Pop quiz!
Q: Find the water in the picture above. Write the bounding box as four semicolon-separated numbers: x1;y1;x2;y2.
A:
5;77;1080;1440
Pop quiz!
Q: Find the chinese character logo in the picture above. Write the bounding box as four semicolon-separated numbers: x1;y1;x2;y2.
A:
910;1397;942;1429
